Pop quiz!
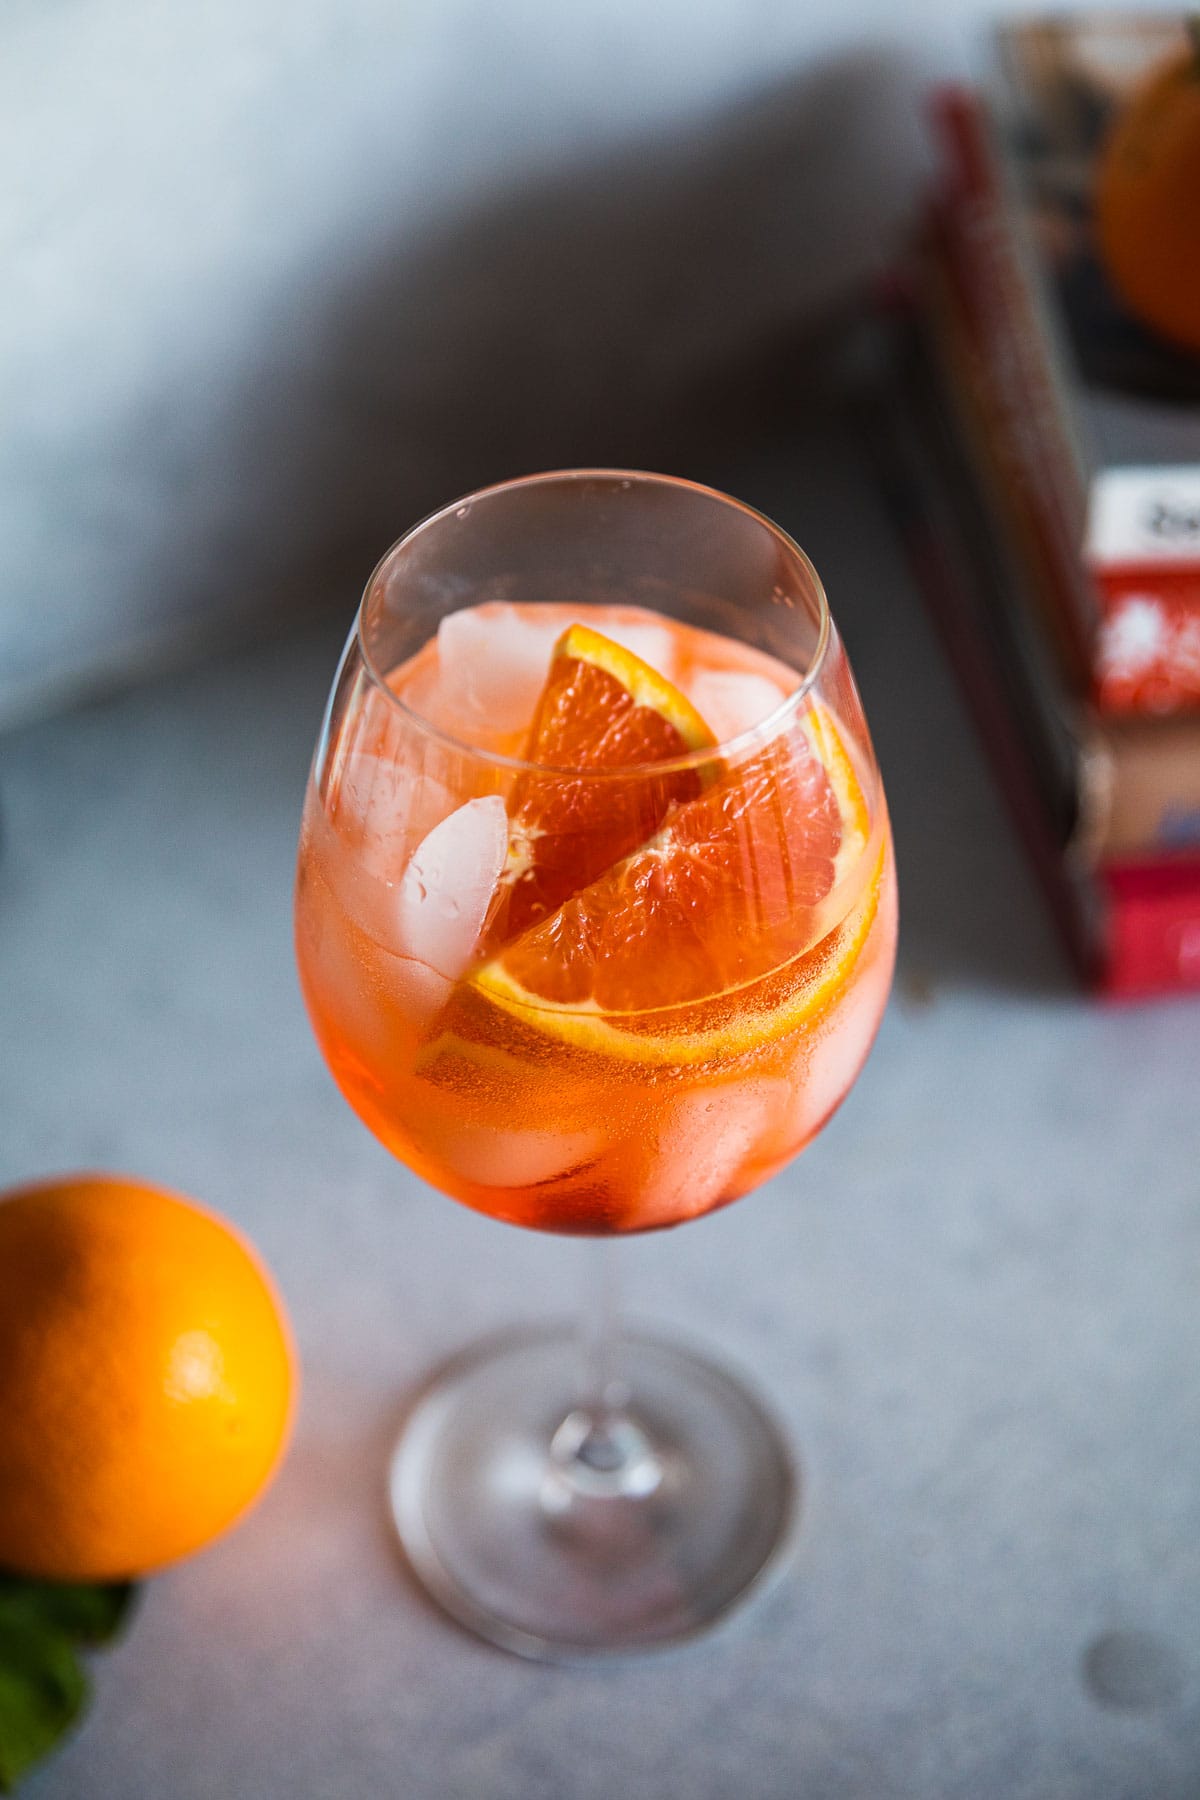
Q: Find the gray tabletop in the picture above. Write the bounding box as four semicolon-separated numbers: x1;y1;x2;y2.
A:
5;418;1200;1799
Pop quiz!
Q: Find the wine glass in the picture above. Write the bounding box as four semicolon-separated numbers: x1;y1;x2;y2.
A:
294;470;896;1660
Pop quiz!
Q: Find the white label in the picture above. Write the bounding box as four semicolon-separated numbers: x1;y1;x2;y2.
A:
1086;467;1200;565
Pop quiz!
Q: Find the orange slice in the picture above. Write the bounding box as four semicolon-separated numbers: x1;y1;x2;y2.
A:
471;702;877;1064
464;841;885;1069
492;623;717;940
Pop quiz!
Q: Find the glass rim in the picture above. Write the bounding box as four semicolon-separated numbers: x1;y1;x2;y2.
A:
353;467;833;779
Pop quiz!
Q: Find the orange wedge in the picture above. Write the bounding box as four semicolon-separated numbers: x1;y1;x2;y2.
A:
470;702;878;1064
493;623;717;939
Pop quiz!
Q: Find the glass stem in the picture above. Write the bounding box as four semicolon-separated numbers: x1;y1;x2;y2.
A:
580;1238;626;1425
545;1241;662;1503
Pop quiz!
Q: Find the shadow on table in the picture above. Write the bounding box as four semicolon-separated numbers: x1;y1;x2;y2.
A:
190;45;927;625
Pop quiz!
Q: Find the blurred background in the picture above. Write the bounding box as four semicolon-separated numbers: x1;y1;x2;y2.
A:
3;0;964;721
13;0;1196;1000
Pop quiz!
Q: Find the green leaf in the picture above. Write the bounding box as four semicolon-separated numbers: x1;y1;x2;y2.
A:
0;1580;140;1786
0;1579;137;1647
0;1618;87;1793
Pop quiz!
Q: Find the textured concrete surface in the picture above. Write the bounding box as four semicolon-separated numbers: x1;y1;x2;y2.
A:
4;421;1200;1798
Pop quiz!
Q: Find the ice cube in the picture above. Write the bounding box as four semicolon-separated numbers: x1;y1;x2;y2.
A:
396;794;508;981
335;751;458;887
422;1120;606;1190
435;604;562;734
298;887;390;1065
685;669;791;742
777;890;896;1148
391;955;456;1025
601;618;678;681
630;1078;789;1229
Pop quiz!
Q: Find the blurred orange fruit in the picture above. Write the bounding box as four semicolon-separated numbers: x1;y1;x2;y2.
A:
0;1173;296;1581
1095;38;1200;355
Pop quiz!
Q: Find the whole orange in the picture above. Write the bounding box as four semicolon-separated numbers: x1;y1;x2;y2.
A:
1095;38;1200;355
0;1173;296;1581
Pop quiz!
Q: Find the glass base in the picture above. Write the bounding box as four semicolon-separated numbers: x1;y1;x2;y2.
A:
388;1323;797;1662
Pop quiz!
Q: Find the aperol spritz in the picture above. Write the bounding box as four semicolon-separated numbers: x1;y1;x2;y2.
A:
294;472;896;1657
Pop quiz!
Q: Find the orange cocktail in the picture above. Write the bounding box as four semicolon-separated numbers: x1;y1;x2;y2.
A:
295;472;897;1659
296;599;895;1235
